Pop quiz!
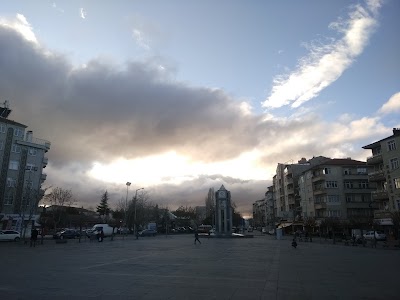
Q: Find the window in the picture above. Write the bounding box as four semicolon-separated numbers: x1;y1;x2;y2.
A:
346;195;354;203
323;168;332;174
0;124;6;133
394;178;400;189
325;181;338;188
25;180;33;188
343;168;351;175
28;148;37;156
0;141;3;150
11;144;21;153
344;182;353;189
13;128;24;137
357;168;367;174
327;210;341;217
359;181;369;189
25;164;37;171
4;195;13;205
9;160;19;170
388;140;396;151
328;195;340;204
6;178;17;187
390;158;399;170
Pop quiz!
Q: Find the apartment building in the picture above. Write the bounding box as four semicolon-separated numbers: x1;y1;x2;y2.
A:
0;103;50;230
252;199;266;228
362;128;400;222
298;158;376;221
273;156;329;220
264;186;275;231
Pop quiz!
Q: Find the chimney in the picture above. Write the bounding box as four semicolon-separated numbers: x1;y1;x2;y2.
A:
393;128;400;136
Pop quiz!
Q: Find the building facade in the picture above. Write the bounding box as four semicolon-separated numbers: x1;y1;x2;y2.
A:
363;128;400;222
0;103;50;230
298;159;376;222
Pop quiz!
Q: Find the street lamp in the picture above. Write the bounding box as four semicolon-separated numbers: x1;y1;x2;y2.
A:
124;182;131;233
134;187;144;238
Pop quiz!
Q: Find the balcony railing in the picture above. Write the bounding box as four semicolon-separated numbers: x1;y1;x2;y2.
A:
368;170;385;182
371;190;389;201
366;153;383;165
42;157;48;168
315;203;327;210
312;174;325;182
374;210;392;219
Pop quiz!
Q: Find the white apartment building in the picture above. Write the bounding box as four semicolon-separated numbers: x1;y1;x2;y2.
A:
362;128;400;222
0;103;50;231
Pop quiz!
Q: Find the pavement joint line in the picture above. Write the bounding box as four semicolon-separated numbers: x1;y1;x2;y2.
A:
81;271;272;283
80;253;154;270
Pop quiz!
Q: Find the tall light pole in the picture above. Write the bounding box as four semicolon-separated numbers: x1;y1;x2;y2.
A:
134;187;144;238
124;182;131;233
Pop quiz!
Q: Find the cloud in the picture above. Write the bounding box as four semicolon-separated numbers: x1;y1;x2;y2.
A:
80;8;87;19
0;16;392;213
263;0;382;109
0;13;37;44
132;28;150;50
378;92;400;115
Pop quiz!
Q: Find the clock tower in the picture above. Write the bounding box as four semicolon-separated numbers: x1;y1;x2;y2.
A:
215;185;233;235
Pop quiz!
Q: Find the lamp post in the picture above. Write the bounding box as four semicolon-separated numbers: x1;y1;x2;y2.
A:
124;182;131;235
134;187;144;239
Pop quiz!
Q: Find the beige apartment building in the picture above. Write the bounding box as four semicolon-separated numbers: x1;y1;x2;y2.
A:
362;128;400;223
298;159;376;222
0;103;50;231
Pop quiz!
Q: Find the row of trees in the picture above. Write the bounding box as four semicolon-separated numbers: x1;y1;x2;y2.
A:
37;186;245;233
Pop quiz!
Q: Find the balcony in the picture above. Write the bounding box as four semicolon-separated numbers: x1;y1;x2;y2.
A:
285;177;294;185
313;188;326;195
366;153;383;165
42;157;48;168
371;190;389;201
346;202;376;209
41;173;47;181
17;137;51;152
315;203;327;210
368;170;385;182
374;210;392;219
312;174;325;182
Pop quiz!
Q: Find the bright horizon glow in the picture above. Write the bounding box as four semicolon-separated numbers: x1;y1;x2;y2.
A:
88;150;269;186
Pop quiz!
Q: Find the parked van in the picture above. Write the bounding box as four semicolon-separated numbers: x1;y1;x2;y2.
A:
86;224;114;238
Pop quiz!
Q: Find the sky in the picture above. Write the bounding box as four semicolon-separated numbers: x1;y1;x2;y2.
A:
0;0;399;217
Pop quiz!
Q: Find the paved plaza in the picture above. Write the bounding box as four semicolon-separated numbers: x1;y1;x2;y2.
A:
0;233;399;299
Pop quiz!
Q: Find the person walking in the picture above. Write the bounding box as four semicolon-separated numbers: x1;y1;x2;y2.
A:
30;228;38;247
194;230;201;244
291;238;297;249
99;229;104;242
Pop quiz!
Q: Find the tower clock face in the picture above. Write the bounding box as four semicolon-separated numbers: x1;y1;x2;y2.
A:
219;191;226;198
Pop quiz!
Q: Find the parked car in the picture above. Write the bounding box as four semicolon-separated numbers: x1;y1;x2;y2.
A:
0;230;20;242
139;229;157;237
53;229;80;239
363;231;386;241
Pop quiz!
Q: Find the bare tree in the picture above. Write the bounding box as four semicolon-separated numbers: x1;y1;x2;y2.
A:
43;187;75;232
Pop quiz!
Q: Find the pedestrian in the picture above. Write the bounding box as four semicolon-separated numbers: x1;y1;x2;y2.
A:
98;229;104;242
292;238;297;249
194;230;201;244
30;228;38;247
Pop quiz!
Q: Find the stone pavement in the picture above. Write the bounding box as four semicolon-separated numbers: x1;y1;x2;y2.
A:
0;233;399;299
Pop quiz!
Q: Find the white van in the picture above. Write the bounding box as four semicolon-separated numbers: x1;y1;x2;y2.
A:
87;224;114;238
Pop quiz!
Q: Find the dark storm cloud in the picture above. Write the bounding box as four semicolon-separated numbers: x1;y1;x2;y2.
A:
0;26;266;167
